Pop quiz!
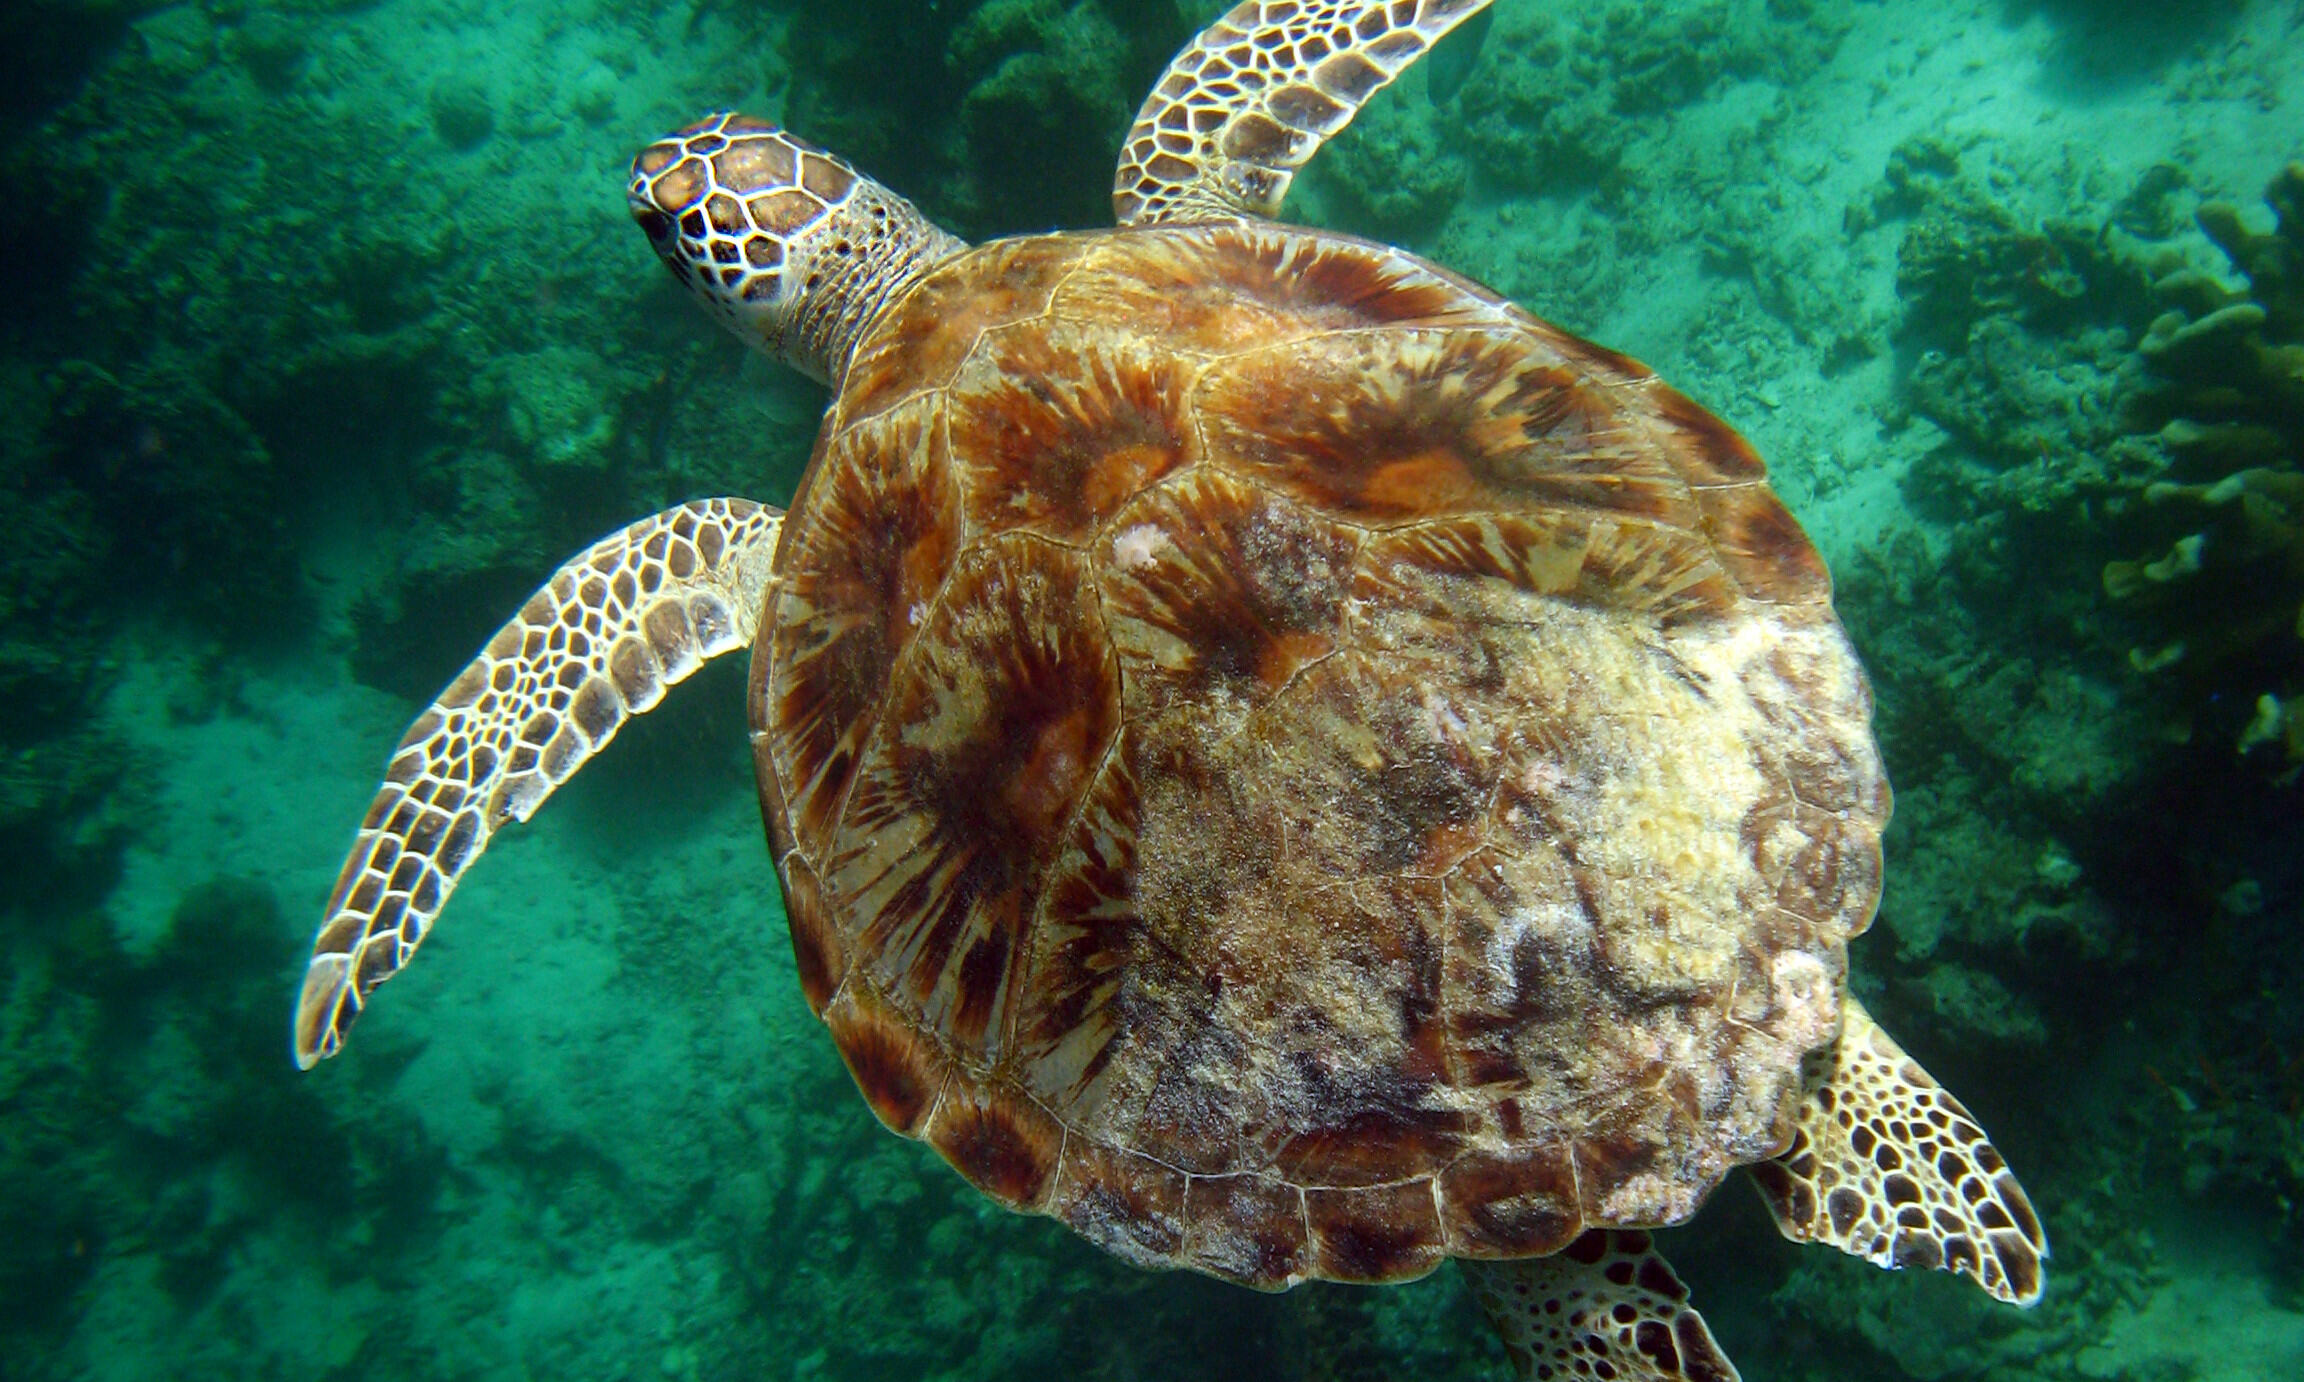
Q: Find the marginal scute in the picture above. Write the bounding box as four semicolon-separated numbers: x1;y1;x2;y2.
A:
1696;483;1831;605
1509;305;1656;386
1760;799;1884;942
1741;625;1889;819
1575;1130;1706;1230
1650;381;1768;487
779;852;846;1016
922;1077;1064;1211
1272;1043;1473;1186
1306;1179;1446;1283
1437;1144;1585;1259
1049;1138;1190;1270
1182;1173;1310;1289
823;979;950;1137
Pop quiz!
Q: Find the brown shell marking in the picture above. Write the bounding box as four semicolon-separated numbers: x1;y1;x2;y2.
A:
1097;469;1360;721
777;852;847;1016
1181;1173;1311;1288
1200;328;1701;531
840;235;1087;424
1307;1179;1446;1283
828;539;1120;1059
921;1077;1066;1212
1047;1135;1191;1271
1649;383;1830;605
1741;622;1889;820
822;978;951;1136
1053;223;1509;353
1359;510;1738;628
1437;1142;1583;1259
764;221;1887;1290
943;323;1200;542
765;396;961;859
1011;738;1184;1145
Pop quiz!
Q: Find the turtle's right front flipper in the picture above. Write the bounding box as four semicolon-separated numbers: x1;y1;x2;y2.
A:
293;498;783;1069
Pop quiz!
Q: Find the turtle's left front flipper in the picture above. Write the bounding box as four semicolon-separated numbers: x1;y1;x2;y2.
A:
1749;996;2048;1305
1462;1231;1741;1382
293;498;783;1070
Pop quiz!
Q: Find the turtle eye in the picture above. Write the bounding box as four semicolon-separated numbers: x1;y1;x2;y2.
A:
632;207;674;246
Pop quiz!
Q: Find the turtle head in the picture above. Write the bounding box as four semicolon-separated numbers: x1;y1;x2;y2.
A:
627;113;964;385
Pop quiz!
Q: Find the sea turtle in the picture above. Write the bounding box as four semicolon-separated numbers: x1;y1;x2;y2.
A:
292;2;2047;1375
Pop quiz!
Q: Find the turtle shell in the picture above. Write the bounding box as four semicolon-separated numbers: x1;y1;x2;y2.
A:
751;221;1888;1289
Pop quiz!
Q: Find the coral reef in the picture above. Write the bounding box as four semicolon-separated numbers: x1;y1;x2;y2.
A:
782;0;1188;236
2105;164;2304;774
1454;0;1848;200
1872;125;2304;1343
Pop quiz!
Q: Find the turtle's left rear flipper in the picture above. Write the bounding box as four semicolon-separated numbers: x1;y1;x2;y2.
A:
293;498;783;1069
1462;1230;1740;1382
1748;995;2047;1305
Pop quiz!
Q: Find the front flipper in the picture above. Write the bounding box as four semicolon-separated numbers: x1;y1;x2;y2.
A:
1748;996;2048;1305
1462;1230;1741;1382
1114;0;1495;226
293;498;783;1069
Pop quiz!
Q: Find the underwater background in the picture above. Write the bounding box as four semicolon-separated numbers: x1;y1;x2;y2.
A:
2;0;2301;1377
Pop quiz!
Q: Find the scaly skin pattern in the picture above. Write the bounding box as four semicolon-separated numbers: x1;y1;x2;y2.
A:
756;220;1890;1289
294;500;782;1069
1750;996;2047;1305
627;113;965;384
1116;0;1496;225
1464;1230;1741;1382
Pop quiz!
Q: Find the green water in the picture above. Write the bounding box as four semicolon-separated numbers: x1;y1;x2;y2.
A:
3;1;2300;1378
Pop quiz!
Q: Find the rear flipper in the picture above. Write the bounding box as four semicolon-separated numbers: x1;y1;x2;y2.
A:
1462;1229;1740;1382
1748;995;2047;1305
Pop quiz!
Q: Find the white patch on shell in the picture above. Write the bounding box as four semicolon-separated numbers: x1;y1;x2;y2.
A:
1420;685;1470;744
1110;523;1169;571
1489;898;1592;986
1768;950;1840;1055
1597;1170;1701;1226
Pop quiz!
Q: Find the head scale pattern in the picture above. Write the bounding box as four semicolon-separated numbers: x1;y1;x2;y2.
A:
627;112;963;384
